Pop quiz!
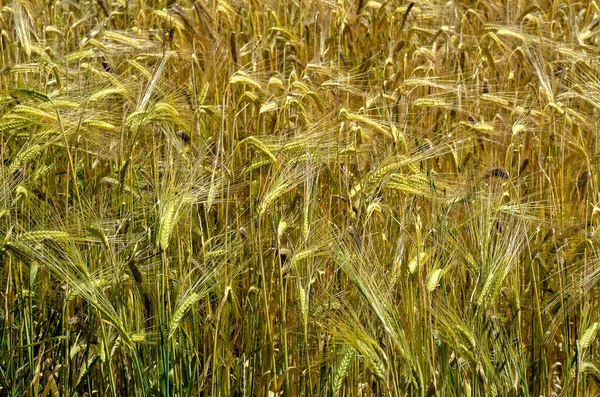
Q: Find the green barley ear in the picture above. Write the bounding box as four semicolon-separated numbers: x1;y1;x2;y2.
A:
580;361;600;381
298;284;308;328
259;183;289;215
18;230;70;241
426;268;444;292
168;292;200;338
357;341;387;382
332;346;356;396
157;200;179;250
277;219;288;238
407;248;426;274
88;87;126;102
8;144;42;175
243;136;278;163
11;88;50;102
5;241;35;264
87;226;110;251
477;265;509;308
579;323;600;351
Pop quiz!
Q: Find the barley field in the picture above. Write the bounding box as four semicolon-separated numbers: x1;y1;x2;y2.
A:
2;0;600;395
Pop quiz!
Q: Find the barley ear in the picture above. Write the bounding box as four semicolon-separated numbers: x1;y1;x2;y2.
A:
332;347;356;396
168;292;201;338
157;200;178;250
579;323;600;351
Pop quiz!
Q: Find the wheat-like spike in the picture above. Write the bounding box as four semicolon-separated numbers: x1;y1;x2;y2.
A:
483;32;508;51
358;341;387;382
259;183;289;215
339;109;392;138
169;292;200;337
86;226;110;250
580;362;600;382
371;161;411;184
85;38;109;52
245;158;273;172
280;138;308;153
259;101;278;114
496;29;526;42
579;322;600;351
18;230;70;241
82;119;118;131
286;98;310;127
66;49;96;62
98;339;106;363
564;107;587;126
277;220;288;238
6;63;46;74
448;145;459;173
197;82;209;106
426;268;444;292
204;249;226;260
11;105;56;121
391;124;408;154
1;117;30;132
0;94;13;104
8;144;42;174
126;60;152;80
240;91;259;104
305;91;326;113
125;110;148;130
5;241;35;263
387;174;431;195
401;78;448;90
291;154;312;164
480;93;510;107
79;63;124;90
290;81;310;93
414;47;436;62
229;71;262;90
130;333;147;344
11;88;50;102
267;76;285;91
408;251;426;274
413;98;448;107
89;87;126;102
244;136;278;163
154;102;180;117
291;248;320;266
31;164;53;183
477;266;507;307
103;31;142;47
154;9;186;31
453;324;477;354
548;102;565;115
332;347;356;396
305;63;332;76
298;284;308;326
458;121;494;132
158;200;178;250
